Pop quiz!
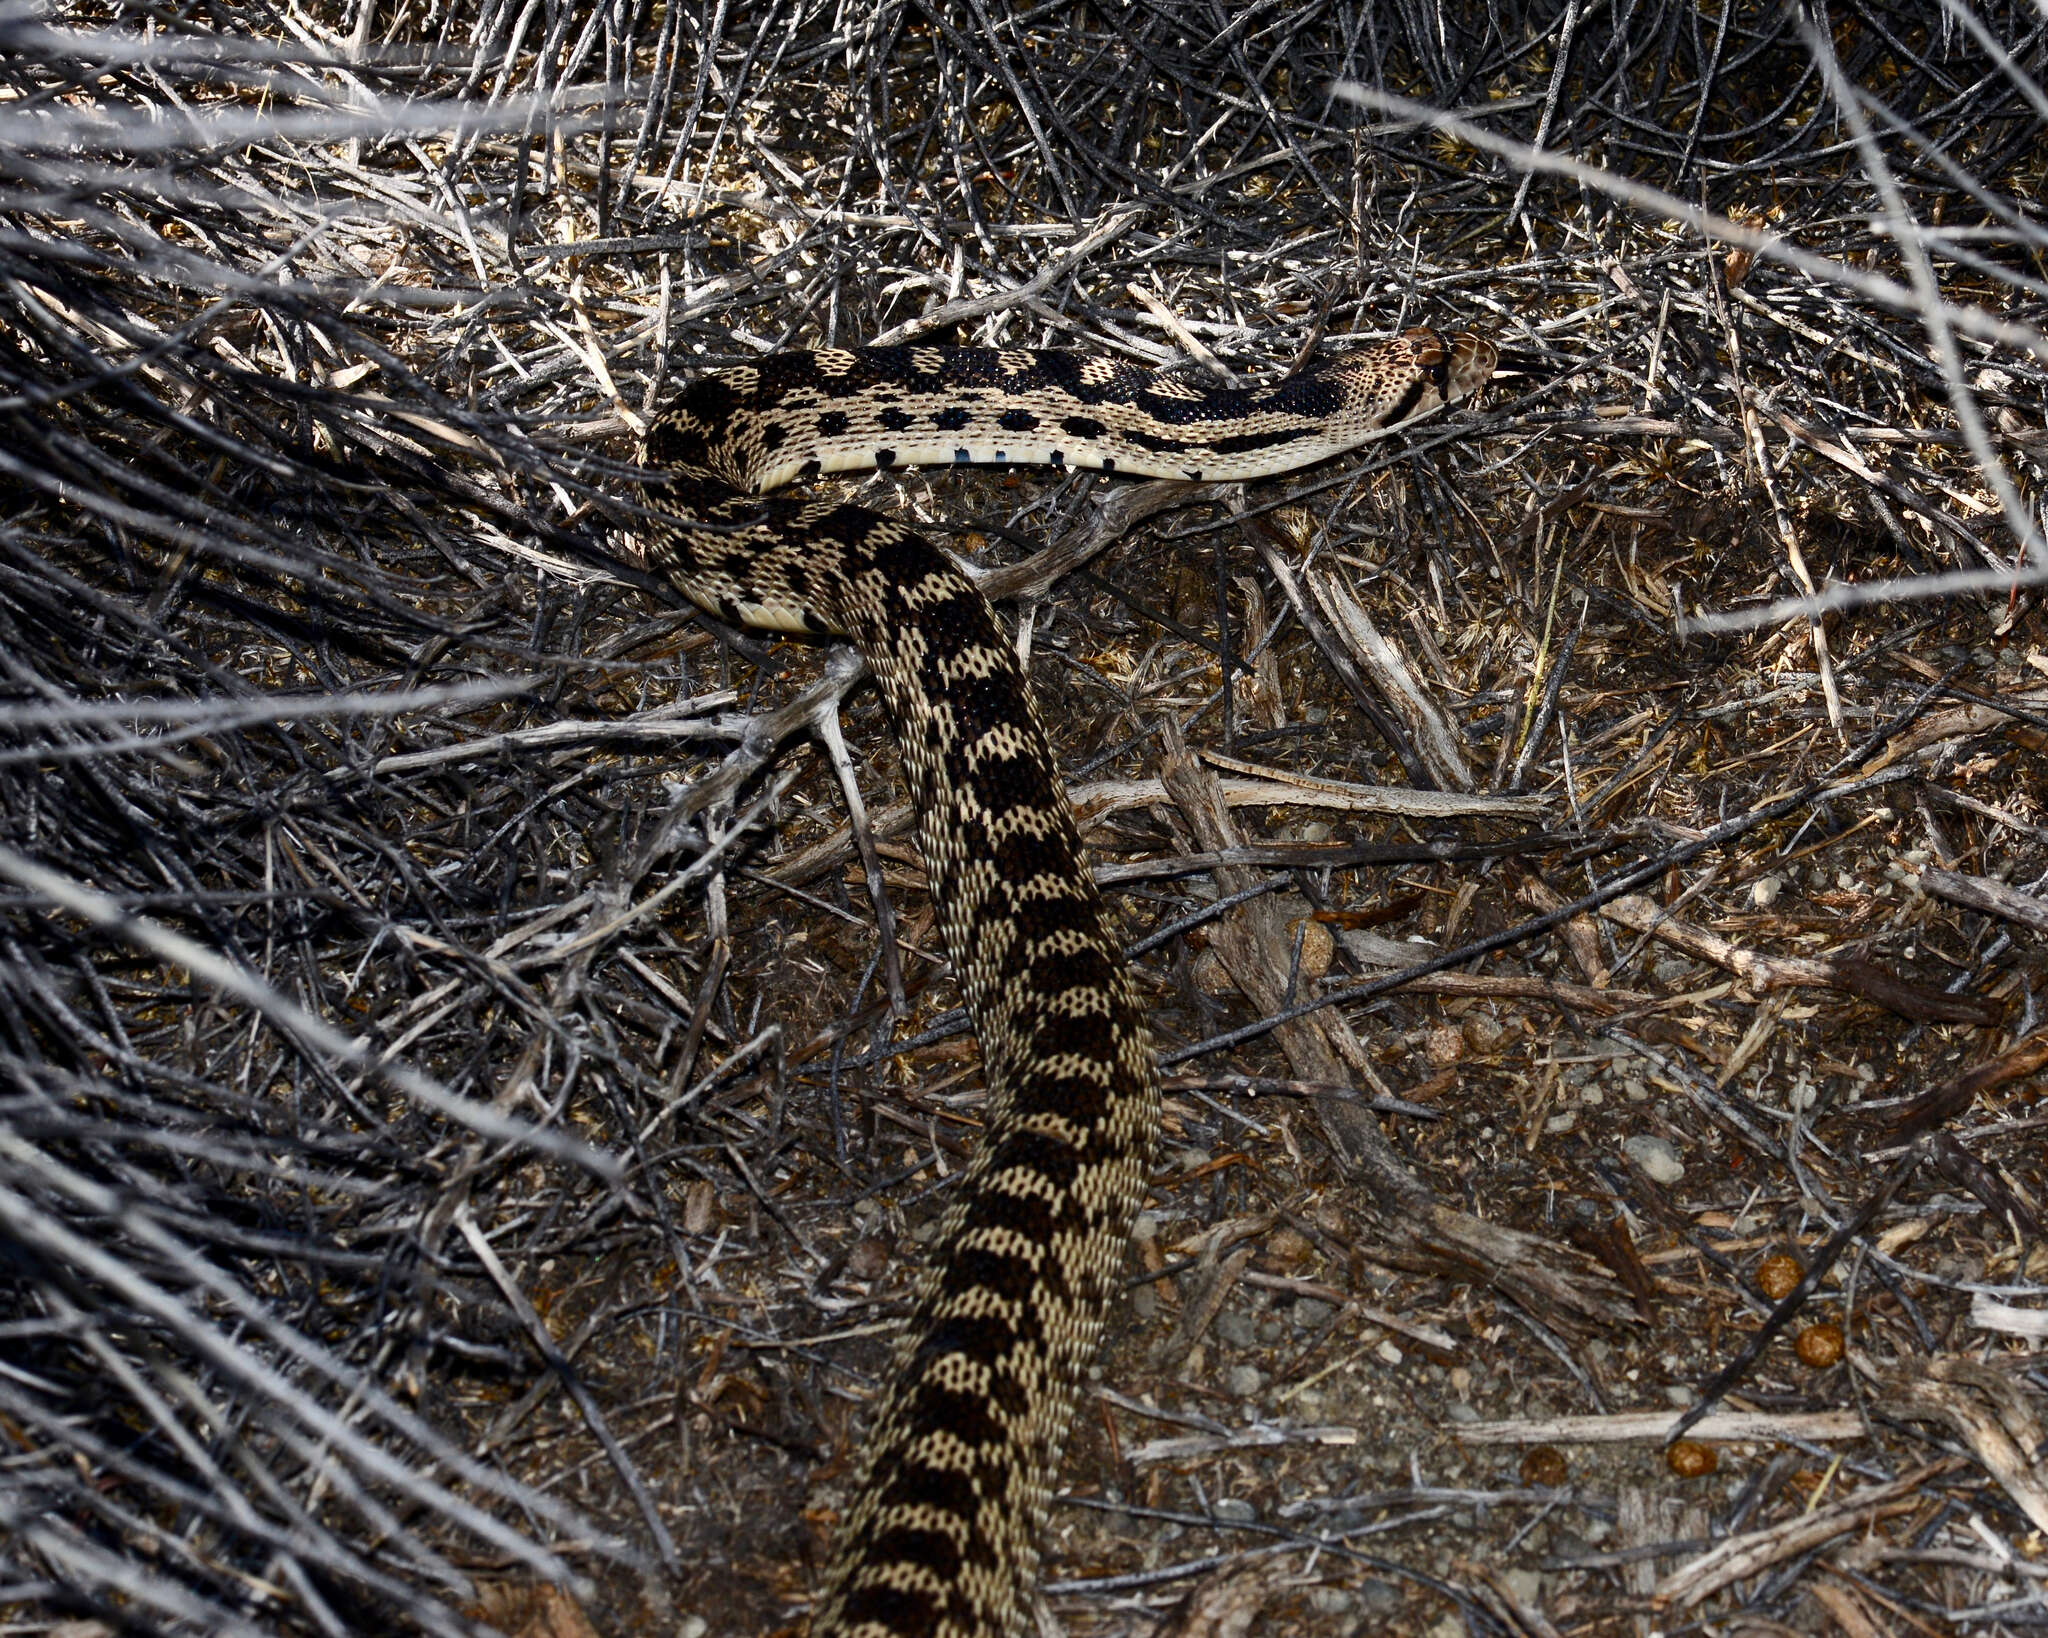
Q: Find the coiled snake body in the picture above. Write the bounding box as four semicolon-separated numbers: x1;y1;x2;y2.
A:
636;329;1496;1638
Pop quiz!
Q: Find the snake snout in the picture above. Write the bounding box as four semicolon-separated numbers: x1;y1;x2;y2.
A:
1446;330;1499;401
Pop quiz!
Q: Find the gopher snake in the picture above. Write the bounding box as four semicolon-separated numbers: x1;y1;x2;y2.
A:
635;328;1496;1638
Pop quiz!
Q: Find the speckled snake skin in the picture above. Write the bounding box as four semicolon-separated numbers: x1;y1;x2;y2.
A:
635;328;1496;1638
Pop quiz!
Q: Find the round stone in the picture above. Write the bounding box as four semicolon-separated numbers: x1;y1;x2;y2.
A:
1624;1134;1685;1184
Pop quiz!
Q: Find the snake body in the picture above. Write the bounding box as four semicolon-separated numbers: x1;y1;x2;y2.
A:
636;329;1496;1638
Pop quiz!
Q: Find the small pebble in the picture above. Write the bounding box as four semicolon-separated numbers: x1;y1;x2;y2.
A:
1463;1013;1507;1054
1751;874;1783;908
1214;1309;1258;1349
1624;1134;1685;1184
1756;1253;1802;1301
1212;1496;1256;1523
1795;1322;1845;1367
848;1236;892;1281
1290;916;1335;983
1224;1364;1266;1398
1264;1226;1314;1266
1356;1580;1403;1617
1293;1297;1334;1329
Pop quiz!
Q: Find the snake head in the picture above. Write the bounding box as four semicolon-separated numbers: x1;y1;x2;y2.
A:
1400;325;1498;404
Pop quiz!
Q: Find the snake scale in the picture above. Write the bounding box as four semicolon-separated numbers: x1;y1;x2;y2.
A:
634;327;1497;1638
